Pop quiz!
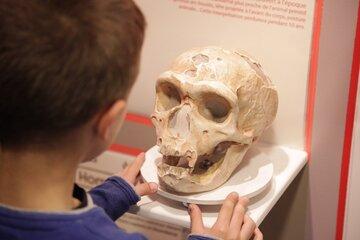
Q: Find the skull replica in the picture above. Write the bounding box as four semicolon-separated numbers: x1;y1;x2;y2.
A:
151;46;278;193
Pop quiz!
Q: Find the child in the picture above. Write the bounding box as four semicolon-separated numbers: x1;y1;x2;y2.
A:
0;0;262;239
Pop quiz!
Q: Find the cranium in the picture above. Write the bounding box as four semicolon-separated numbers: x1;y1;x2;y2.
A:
151;46;278;193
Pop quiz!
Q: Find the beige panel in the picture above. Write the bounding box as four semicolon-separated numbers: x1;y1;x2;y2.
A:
306;0;359;239
260;1;359;239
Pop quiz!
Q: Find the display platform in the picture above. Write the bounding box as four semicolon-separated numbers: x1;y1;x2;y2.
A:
141;145;274;205
130;142;307;228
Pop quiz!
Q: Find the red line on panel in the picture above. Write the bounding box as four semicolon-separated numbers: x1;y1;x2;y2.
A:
305;0;324;160
125;113;153;126
108;144;144;156
335;3;360;240
108;113;151;156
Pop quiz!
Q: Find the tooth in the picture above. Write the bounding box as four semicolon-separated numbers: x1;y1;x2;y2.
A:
183;150;194;167
160;145;171;156
159;146;165;154
188;153;197;168
185;150;192;158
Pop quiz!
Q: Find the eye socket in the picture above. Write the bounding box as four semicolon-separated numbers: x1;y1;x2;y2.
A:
156;82;182;111
199;93;231;123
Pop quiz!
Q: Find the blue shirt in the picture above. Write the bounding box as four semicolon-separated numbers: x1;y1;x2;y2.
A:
0;176;213;240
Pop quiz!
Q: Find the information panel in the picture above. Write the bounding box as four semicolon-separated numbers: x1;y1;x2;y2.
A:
130;0;315;149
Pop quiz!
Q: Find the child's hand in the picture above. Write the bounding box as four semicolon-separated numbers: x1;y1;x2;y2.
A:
188;192;263;240
119;153;158;196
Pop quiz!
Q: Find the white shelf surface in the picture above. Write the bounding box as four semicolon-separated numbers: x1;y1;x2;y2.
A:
130;143;307;228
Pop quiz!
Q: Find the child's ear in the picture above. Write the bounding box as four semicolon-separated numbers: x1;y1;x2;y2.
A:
97;100;127;142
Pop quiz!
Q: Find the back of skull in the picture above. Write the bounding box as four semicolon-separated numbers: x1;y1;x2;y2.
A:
151;46;278;193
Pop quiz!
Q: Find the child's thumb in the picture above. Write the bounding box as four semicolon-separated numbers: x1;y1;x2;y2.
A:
135;182;158;196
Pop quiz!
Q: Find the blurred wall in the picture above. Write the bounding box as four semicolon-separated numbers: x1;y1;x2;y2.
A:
343;75;360;239
260;1;359;239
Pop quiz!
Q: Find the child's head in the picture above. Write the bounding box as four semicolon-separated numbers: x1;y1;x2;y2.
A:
0;0;145;158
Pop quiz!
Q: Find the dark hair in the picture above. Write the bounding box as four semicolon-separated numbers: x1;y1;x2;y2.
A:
0;0;146;145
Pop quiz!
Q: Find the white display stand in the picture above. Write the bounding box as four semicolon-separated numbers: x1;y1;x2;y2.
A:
131;142;307;227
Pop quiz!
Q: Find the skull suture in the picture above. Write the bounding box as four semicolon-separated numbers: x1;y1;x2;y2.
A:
151;46;278;193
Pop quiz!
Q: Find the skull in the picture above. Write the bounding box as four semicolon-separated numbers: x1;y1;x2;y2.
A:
151;46;278;193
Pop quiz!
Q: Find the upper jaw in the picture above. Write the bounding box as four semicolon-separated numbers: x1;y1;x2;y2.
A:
162;155;193;168
157;144;251;193
157;141;237;177
159;145;197;168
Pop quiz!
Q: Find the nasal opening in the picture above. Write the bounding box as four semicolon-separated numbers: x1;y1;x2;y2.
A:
169;105;191;139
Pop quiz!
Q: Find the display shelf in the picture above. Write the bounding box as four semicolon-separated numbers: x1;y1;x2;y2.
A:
129;143;307;228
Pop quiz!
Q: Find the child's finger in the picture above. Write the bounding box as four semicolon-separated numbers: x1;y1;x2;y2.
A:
134;182;158;196
239;215;256;240
213;192;239;230
227;198;247;239
127;153;145;180
188;204;204;234
253;228;263;240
